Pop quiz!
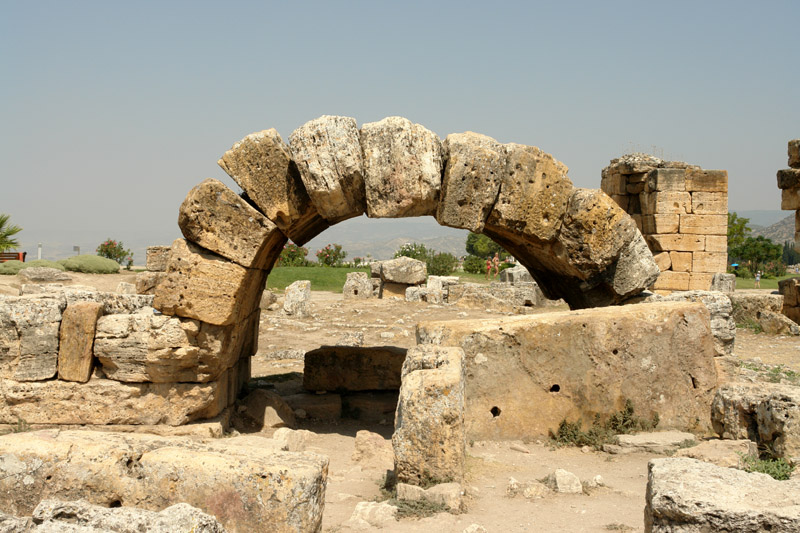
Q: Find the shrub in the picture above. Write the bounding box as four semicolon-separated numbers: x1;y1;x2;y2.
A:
462;254;485;274
0;214;22;253
552;399;658;449
60;254;120;274
427;251;458;276
394;242;429;262
96;238;133;268
278;243;309;267
739;454;795;480
0;259;66;275
315;243;347;267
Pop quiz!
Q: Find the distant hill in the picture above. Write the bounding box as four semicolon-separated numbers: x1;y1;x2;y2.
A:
750;214;794;244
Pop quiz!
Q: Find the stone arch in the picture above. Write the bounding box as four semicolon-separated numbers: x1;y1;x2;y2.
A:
150;115;659;402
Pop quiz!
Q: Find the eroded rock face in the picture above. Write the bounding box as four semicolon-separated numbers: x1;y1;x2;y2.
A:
361;116;443;218
437;132;506;232
289;115;365;222
153;239;266;326
645;458;800;532
218;128;328;245
178;178;287;270
393;345;466;486
417;301;717;440
0;430;328;532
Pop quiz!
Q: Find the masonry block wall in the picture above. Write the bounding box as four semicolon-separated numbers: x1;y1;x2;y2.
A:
601;154;728;292
777;139;800;248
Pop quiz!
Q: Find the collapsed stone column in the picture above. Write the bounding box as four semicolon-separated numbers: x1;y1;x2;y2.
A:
601;154;728;292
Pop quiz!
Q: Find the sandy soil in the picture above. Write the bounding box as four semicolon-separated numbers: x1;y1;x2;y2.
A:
2;271;797;531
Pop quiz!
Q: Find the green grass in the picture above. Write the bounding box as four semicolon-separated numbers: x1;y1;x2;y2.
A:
735;274;797;290
265;266;492;292
739;453;795;480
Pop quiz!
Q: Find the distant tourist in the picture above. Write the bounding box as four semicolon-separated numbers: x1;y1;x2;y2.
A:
492;252;501;279
754;270;761;289
486;256;492;280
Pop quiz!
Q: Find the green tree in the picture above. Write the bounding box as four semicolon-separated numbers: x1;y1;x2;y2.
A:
394;242;457;276
315;243;347;266
96;238;133;269
465;232;506;259
727;212;751;255
730;236;782;275
783;241;800;266
394;242;429;261
0;214;22;253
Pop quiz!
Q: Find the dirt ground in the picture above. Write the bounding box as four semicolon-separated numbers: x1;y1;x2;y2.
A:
1;272;798;532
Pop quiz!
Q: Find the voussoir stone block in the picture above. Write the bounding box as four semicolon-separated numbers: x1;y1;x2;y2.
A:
57;301;103;383
303;346;407;391
484;143;573;243
0;430;328;532
289;115;366;222
218;128;328;245
153;239;266;326
417;301;717;440
178;178;287;270
393;345;466;485
436;132;506;232
645;458;800;532
361;116;443;218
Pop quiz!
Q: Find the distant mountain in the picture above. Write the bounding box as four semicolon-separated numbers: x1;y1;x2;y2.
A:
734;210;788;227
750;214;794;244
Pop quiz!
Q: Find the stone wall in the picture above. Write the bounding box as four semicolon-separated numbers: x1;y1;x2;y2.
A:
601;154;728;292
777;139;800;249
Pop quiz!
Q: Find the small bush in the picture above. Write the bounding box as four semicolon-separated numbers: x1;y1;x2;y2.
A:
60;254;120;274
552;400;658;449
739;454;795;480
315;243;347;267
462;254;485;274
278;243;309;267
428;251;458;276
0;259;66;275
96;238;132;267
394;243;429;262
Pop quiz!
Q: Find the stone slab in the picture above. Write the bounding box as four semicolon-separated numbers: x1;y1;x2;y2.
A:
57;301;103;382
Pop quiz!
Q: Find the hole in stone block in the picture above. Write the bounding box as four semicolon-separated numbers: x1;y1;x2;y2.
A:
549;384;560;392
612;349;618;355
109;500;122;508
490;406;501;417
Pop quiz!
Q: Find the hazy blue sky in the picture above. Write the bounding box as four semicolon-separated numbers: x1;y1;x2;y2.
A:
2;1;798;261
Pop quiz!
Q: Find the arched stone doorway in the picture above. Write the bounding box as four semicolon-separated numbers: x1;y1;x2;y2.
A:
150;115;660;413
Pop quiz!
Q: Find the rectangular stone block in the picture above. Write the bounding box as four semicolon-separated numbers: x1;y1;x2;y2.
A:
680;214;727;235
645;168;686;192
146;246;171;272
693;252;727;273
688;272;715;291
416;301;717;440
647;234;705;252
778;277;800;307
631;214;643;232
58;302;104;383
303;346;407;391
610;194;629;211
602;172;627;195
685;169;728;192
781;188;800;210
153;239;266;326
642;214;680;235
669;251;692;272
640;191;691;215
652;271;690;291
0;296;65;382
705;235;727;252
627;172;649;183
691;191;727;214
790;139;800;169
626;182;645;194
654;252;672;272
777;168;800;190
0;377;228;426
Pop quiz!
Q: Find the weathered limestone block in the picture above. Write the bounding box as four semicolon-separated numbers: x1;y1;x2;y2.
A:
343;392;398;423
448;282;541;312
57;301;103;382
758;309;800;335
484;143;573;243
178;178;287;270
436;132;506;232
289;115;365;222
692;251;727;273
781;187;800;210
218;128;327;245
711;272;736;293
153;239;266;326
673;439;757;468
25;287;155;315
691;191;727;214
30;500;226;532
790;139;800;168
380;256;427;285
234;389;296;431
0;295;65;382
499;265;533;284
303;346;407;391
361;116;443;218
17;267;71;283
135;271;165;295
669;251;692;272
642;214;680;234
777;168;800;191
647;234;705;252
679;214;727;235
711;382;800;460
146;246;171;272
0;430;328;532
729;292;783;324
417;301;717;440
93;309;252;383
283;392;342;421
705;235;727;252
393;345;466;485
653;252;671;271
640;191;691;215
646;291;735;356
116;282;136;294
685;169;728;192
0;376;228;425
644;458;800;532
779;276;800;307
342;271;372;299
283;280;311;317
610;431;696;455
644;168;686;192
